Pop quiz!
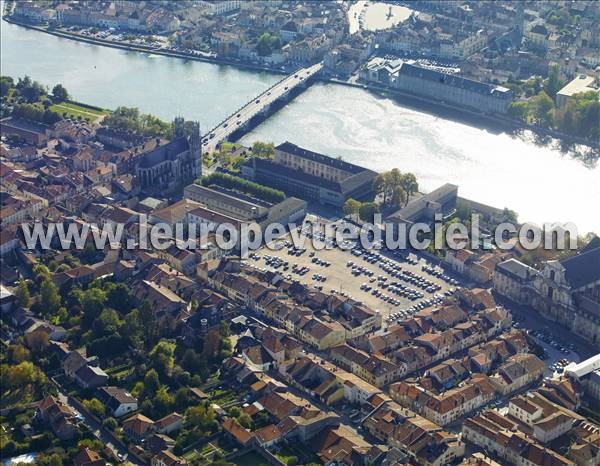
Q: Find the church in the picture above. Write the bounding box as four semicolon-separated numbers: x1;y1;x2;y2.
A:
136;117;201;192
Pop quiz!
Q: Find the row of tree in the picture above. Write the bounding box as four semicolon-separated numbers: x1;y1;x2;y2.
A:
199;172;286;203
102;106;172;138
1;75;69;103
507;66;599;141
373;169;418;208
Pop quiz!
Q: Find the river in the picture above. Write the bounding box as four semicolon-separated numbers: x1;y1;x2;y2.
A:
1;20;599;233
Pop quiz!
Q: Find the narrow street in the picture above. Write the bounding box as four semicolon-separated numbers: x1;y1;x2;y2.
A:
52;379;145;466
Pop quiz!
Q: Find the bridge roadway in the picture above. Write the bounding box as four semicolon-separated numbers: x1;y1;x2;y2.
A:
202;63;322;154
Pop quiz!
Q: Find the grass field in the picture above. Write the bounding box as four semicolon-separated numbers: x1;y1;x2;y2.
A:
50;101;110;121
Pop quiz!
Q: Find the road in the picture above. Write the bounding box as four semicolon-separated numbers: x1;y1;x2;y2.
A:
203;63;322;154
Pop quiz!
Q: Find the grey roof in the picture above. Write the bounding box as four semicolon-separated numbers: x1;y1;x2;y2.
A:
249;157;341;192
496;258;537;280
560;246;600;290
399;63;513;99
276;141;376;176
1;117;49;134
138;136;190;169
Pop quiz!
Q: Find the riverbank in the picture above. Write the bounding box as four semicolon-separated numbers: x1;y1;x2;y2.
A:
3;15;598;157
1;16;288;76
327;78;599;154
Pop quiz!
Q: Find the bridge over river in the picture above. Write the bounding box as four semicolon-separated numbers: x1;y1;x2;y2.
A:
202;63;322;154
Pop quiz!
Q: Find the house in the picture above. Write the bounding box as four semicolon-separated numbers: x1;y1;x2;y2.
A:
489;353;545;395
0;117;49;146
221;417;254;447
493;258;538;305
74;364;109;389
37;395;78;440
123;413;155;442
147;433;176;454
97;386;138;418
63;349;97;378
155;412;183;436
151;450;188;466
73;447;105;466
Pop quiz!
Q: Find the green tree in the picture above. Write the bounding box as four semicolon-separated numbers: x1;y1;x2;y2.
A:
343;198;361;218
103;417;118;430
544;64;563;98
507;101;530;121
36;453;63;466
92;308;121;338
83;398;106;417
399;173;418;206
237;412;253;429
358;202;380;223
15;279;31;308
154;385;175;417
139;300;159;349
0;75;14;97
122;309;143;348
144;368;161;396
81;287;107;327
39;278;61;316
186;404;216;431
149;340;176;378
251;141;275;158
106;282;132;312
51;84;69;102
532;91;554;126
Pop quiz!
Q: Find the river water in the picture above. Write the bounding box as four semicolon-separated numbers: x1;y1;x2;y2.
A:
1;20;598;233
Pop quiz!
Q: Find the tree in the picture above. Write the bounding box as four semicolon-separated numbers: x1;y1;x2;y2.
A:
144;369;161;396
8;344;30;363
372;173;387;204
508;101;530;121
251;141;275;158
16;75;46;103
139;301;159;349
106;282;132;312
237;413;253;429
39;278;61;316
256;33;280;57
201;329;221;362
174;387;190;410
15;279;31;308
103;417;118;430
51;84;69;102
2;361;36;387
123;309;143;348
532;91;554;126
154;386;175;418
26;331;49;354
343;198;361;218
399;173;418;206
83;398;106;417
544;64;563;98
149;340;176;378
186;404;216;431
358;202;380;223
36;453;63;466
81;287;107;327
92;308;120;338
0;75;14;97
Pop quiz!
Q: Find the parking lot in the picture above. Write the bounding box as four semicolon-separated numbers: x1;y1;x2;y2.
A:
251;218;460;321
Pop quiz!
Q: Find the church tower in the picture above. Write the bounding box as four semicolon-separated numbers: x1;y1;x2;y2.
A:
173;116;185;139
188;121;202;179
